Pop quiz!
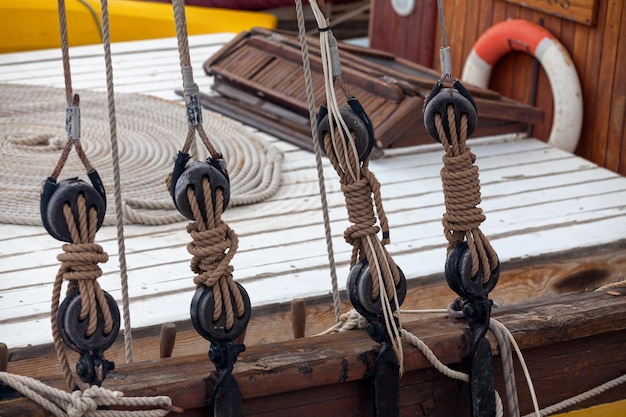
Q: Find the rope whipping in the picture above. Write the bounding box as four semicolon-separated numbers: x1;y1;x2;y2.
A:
170;0;246;332
305;0;404;371
295;0;341;323
0;83;283;226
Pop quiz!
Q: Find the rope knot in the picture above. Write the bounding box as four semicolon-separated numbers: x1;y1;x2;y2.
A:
68;389;99;417
57;243;108;282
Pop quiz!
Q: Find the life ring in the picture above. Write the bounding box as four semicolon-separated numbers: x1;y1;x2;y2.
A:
462;19;583;153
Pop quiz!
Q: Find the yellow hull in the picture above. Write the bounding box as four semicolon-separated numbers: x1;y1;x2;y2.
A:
554;399;626;417
0;0;277;53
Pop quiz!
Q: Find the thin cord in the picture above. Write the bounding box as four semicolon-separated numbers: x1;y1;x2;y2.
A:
99;0;133;364
295;0;341;323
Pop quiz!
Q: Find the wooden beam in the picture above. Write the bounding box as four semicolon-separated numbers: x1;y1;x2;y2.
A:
3;289;626;416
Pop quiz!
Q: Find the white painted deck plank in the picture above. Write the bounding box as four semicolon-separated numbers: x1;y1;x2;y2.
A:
2;34;626;348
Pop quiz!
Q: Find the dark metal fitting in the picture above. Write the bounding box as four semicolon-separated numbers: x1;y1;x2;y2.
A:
76;351;115;386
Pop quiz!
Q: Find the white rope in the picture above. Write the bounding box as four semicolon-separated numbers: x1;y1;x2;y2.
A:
0;372;174;417
521;373;626;417
320;307;625;417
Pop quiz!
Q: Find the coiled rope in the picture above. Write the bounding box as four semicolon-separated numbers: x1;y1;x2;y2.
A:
0;83;283;227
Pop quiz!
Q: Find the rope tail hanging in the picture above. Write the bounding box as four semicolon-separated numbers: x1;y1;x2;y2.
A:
423;1;501;416
169;1;251;414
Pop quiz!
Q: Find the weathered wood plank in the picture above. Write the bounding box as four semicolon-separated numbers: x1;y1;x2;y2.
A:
3;289;626;416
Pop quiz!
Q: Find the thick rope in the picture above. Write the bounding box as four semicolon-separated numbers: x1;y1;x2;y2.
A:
434;107;499;282
0;372;175;417
99;0;133;364
51;195;111;390
295;0;342;323
171;0;247;330
186;184;245;329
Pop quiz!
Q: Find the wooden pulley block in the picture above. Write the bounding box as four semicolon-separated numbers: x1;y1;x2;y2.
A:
40;176;106;242
347;258;407;318
173;159;230;221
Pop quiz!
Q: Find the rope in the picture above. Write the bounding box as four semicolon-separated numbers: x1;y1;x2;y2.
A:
98;0;133;364
305;0;404;371
186;185;245;329
50;194;111;390
0;83;283;226
320;306;625;417
170;0;247;330
295;0;341;323
0;372;176;417
48;0;115;390
434;107;499;282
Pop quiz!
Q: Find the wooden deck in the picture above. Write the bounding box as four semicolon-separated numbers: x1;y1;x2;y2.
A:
1;33;626;356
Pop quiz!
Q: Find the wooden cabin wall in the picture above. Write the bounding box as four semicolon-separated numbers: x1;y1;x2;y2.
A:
369;0;626;176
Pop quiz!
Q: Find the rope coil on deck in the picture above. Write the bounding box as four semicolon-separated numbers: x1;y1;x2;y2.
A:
0;83;283;227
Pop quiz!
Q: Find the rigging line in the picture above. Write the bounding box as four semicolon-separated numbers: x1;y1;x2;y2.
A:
295;0;342;323
99;0;133;364
309;0;360;182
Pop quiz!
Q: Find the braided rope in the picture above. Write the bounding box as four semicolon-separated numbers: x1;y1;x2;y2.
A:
186;184;245;329
305;0;404;372
97;0;133;364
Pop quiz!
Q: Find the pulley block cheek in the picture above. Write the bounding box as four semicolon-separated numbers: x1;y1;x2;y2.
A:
174;160;230;222
317;99;374;163
423;82;478;143
190;282;251;343
445;242;499;301
56;288;120;353
40;176;106;243
347;258;407;318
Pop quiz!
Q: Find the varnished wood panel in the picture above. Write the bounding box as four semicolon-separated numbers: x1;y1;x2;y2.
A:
505;0;599;25
370;0;626;176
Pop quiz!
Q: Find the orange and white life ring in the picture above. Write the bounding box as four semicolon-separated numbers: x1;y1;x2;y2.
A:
462;19;583;152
